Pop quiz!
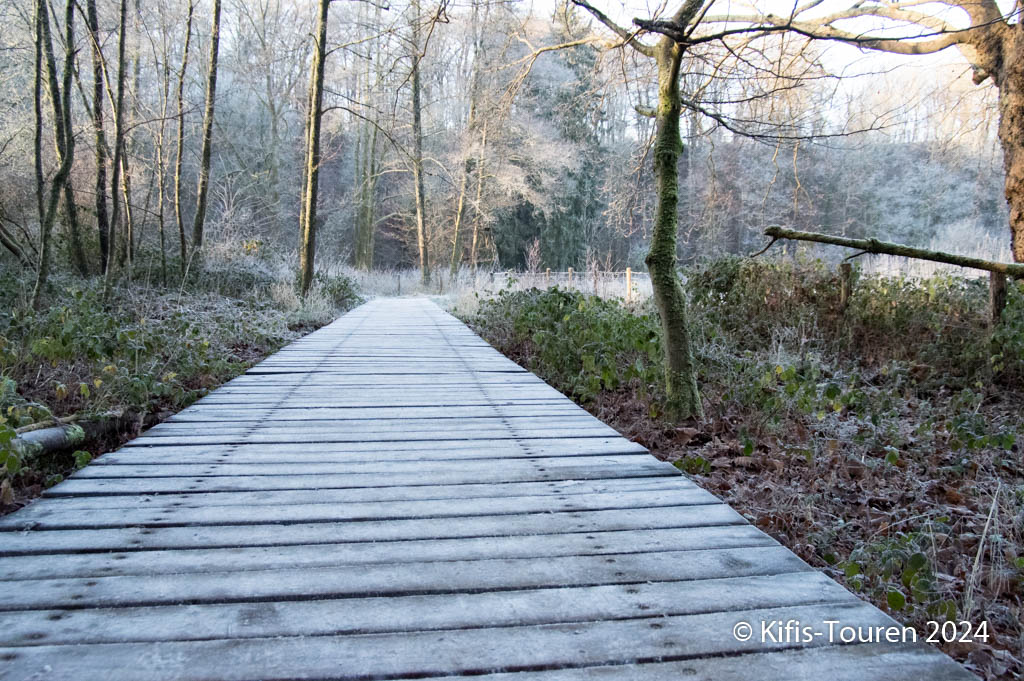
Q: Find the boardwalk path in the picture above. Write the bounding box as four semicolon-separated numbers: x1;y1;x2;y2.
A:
0;298;974;680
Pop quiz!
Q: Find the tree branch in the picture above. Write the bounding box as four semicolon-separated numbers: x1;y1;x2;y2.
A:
760;226;1024;277
570;0;654;57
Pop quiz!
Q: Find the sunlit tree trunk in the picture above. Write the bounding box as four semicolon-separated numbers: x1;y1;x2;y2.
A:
646;40;702;420
191;0;221;254
298;0;330;295
993;29;1024;262
450;1;485;276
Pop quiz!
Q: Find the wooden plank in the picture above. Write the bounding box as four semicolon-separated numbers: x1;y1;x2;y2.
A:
19;476;682;512
43;462;678;495
0;602;937;681
0;504;745;555
166;405;584;421
0;546;810;611
0;487;720;530
67;453;656;478
98;437;649;464
0;571;849;645
0;525;776;580
120;426;619;446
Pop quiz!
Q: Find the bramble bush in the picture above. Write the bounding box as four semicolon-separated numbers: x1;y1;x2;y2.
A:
470;287;662;402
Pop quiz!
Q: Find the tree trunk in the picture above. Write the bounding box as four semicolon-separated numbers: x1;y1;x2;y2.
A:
174;0;194;275
450;1;484;276
57;0;85;276
85;0;109;275
762;226;1024;276
411;0;430;286
995;29;1024;263
450;157;473;276
31;0;76;308
645;40;702;421
354;122;379;271
469;122;487;271
156;18;172;287
298;0;330;296
103;0;128;288
191;0;221;254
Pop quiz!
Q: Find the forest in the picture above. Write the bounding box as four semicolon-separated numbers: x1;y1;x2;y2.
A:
0;0;1023;678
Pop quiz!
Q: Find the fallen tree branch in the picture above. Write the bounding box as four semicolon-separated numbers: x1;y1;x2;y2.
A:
760;226;1024;277
13;411;139;463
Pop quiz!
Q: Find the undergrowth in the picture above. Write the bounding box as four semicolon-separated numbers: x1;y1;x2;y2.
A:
466;257;1024;681
0;255;360;510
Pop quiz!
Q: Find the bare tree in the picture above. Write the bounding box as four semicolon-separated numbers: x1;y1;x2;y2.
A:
191;0;222;254
31;0;78;307
449;0;487;275
571;0;705;419
298;0;331;295
655;0;1024;261
103;0;129;286
85;0;110;274
410;0;430;285
173;0;194;274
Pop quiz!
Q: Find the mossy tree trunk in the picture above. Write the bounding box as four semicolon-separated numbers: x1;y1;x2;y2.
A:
645;38;702;421
31;0;77;308
570;0;705;420
85;0;109;275
298;0;330;296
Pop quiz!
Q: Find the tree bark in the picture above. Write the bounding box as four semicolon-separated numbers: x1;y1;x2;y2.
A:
298;0;330;296
155;13;172;287
469;122;487;271
56;0;86;276
102;0;128;288
354;122;379;271
85;0;109;275
993;28;1024;263
645;39;702;421
450;1;484;276
410;0;430;286
191;0;221;254
173;0;194;275
31;0;76;308
761;226;1024;276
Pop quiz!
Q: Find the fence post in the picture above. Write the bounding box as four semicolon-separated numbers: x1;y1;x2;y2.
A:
545;268;550;288
839;263;852;311
593;268;598;294
625;267;632;303
568;267;573;288
990;271;1008;325
397;271;401;295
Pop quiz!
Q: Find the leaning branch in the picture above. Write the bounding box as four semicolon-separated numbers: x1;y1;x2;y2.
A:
760;226;1024;277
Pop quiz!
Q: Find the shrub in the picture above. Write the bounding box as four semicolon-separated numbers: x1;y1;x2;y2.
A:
470;287;662;401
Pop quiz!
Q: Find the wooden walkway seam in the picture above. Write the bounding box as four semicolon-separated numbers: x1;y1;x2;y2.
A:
0;297;976;680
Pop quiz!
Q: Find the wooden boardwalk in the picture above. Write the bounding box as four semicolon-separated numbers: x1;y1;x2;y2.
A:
0;298;974;680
